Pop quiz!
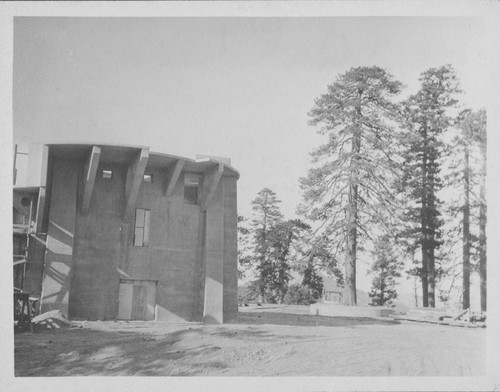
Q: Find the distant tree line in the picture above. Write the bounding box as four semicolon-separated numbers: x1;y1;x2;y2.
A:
239;65;486;310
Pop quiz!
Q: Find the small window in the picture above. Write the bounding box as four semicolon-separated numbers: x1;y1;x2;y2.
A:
184;186;198;205
143;174;153;183
102;170;113;179
184;173;200;205
134;208;150;247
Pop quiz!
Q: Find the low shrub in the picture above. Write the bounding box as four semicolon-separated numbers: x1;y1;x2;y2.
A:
284;284;317;305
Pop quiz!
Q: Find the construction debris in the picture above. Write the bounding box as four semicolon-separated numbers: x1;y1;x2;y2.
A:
393;307;486;328
32;310;74;330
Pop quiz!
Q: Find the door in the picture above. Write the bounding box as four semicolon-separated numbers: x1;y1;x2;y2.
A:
118;279;157;320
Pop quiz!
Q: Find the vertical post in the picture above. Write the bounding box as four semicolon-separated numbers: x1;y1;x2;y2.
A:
13;144;18;185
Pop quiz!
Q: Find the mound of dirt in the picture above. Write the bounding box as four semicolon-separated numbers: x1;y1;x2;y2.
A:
32;310;74;330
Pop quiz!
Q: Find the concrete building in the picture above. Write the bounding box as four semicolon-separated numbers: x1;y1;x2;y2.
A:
13;143;239;323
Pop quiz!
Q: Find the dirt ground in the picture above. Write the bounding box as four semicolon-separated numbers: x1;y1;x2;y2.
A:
14;304;486;377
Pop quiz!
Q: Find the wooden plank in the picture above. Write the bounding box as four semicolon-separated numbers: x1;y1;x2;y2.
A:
146;281;157;321
132;285;147;320
143;210;150;246
117;283;133;320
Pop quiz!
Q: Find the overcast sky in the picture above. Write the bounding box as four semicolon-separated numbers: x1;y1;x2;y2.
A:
12;16;493;296
14;17;489;218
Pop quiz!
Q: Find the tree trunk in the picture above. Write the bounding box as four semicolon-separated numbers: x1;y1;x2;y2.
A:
258;283;265;304
344;217;357;305
421;238;429;307
344;132;360;306
380;279;386;307
414;276;419;307
421;147;429;307
462;142;471;309
479;132;487;312
427;167;436;308
259;208;269;304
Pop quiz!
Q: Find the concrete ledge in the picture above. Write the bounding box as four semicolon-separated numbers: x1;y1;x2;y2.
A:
401;307;448;321
310;303;395;318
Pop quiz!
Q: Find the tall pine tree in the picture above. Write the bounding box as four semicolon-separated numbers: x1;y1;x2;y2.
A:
250;188;283;302
300;66;402;305
472;109;487;311
398;65;460;307
450;109;486;309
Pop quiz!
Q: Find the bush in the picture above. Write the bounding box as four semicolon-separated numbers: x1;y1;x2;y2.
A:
284;284;317;305
239;280;277;304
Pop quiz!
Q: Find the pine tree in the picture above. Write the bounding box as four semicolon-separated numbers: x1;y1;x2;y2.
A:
237;215;252;279
398;65;460;307
453;109;485;309
474;109;487;311
301;264;324;299
250;188;283;302
300;235;343;299
267;219;310;303
368;236;404;307
300;66;402;305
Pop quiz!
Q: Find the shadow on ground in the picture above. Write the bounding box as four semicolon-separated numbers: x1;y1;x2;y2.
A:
15;310;400;376
236;310;400;327
15;327;220;376
15;322;318;376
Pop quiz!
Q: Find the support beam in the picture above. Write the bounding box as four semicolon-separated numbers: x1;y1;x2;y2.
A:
200;163;224;211
123;148;149;222
81;146;101;215
164;159;185;198
35;145;49;234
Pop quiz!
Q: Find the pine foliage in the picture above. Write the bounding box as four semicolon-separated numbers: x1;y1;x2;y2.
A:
368;236;404;306
300;66;403;305
397;65;460;307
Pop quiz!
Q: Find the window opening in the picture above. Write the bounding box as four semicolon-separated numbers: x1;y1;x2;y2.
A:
102;170;113;179
134;208;150;247
183;173;200;205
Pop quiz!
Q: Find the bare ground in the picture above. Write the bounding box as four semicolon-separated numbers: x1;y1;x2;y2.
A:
14;304;486;377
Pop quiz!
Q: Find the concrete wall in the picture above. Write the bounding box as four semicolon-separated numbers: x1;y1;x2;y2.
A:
23;233;47;299
40;158;78;314
223;176;238;322
128;170;202;322
70;162;125;320
202;179;225;323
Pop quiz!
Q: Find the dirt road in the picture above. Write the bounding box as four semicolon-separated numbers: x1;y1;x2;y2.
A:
14;305;486;376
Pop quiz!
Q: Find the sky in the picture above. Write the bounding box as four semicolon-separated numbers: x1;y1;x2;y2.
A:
13;17;489;218
11;15;494;298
